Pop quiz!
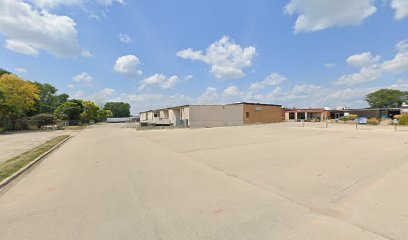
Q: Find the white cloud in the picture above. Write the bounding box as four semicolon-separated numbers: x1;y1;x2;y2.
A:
67;84;75;89
346;52;380;68
324;63;335;68
161;75;179;89
73;72;93;87
31;0;125;8
81;50;92;58
249;73;287;92
382;40;408;74
5;39;39;55
185;75;193;81
177;36;256;80
15;67;27;74
138;74;180;90
119;33;132;44
223;86;241;98
113;55;143;78
196;87;219;103
0;0;82;57
336;40;408;86
390;0;408;20
335;66;381;86
284;0;377;33
138;74;166;90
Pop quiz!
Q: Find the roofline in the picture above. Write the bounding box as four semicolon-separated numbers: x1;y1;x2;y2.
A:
328;108;401;112
139;102;282;114
229;102;282;107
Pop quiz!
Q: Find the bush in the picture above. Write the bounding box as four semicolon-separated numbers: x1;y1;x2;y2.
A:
367;117;379;125
29;114;57;128
399;114;408;125
348;114;358;121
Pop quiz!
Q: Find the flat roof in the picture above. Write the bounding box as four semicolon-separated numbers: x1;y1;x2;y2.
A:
328;108;401;112
139;102;282;113
230;102;282;107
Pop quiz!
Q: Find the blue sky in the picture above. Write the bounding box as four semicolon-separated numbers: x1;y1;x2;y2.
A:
1;0;408;115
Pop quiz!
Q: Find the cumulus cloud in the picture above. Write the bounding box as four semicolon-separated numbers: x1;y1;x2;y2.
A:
336;40;408;86
335;66;381;86
196;87;219;103
346;52;380;68
390;0;408;20
284;0;377;33
138;74;180;90
223;86;241;98
161;75;179;89
31;0;125;8
113;55;143;78
119;33;132;44
73;72;93;87
249;73;287;92
382;40;408;74
0;0;82;57
177;36;256;80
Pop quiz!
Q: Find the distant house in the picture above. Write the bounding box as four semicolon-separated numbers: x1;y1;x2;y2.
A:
140;102;284;128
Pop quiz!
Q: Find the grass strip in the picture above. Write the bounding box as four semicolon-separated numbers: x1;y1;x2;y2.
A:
0;135;70;182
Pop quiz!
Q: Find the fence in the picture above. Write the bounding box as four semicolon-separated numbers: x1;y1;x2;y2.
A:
0;119;69;132
282;120;408;132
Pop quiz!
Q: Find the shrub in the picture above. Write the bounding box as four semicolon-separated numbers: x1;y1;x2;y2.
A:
399;114;408;125
29;114;57;128
367;117;379;125
348;114;358;121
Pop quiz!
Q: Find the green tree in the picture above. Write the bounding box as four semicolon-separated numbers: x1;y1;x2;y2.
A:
0;68;11;77
96;109;107;122
54;101;83;122
105;110;113;118
81;101;99;123
366;89;408;108
0;74;39;119
31;82;69;114
104;102;131;118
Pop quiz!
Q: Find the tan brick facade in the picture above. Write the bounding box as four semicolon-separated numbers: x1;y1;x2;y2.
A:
243;104;284;124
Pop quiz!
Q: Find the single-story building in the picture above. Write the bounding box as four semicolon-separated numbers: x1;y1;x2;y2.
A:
284;108;329;122
328;108;401;119
140;102;284;128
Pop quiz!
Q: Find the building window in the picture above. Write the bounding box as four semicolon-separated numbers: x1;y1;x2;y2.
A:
154;113;158;117
246;112;249;118
255;107;262;111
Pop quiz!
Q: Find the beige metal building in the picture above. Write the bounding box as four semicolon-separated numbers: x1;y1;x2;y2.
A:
140;102;283;128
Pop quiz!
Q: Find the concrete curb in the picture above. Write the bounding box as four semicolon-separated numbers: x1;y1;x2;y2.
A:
0;135;72;190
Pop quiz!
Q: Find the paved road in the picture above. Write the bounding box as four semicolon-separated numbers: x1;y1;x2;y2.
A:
0;130;78;163
0;123;407;239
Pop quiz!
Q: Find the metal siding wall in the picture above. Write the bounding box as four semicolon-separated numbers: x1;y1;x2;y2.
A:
190;105;243;127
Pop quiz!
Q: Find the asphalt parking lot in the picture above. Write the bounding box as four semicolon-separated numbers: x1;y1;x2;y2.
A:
0;123;407;239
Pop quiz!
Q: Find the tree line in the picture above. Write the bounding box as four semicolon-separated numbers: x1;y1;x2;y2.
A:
0;68;131;131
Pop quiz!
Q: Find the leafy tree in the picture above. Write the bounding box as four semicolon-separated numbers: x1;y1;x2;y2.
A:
31;82;69;114
0;74;39;119
96;109;107;122
0;68;11;77
366;89;408;108
80;101;99;123
105;110;113;118
104;102;131;118
54;101;83;121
